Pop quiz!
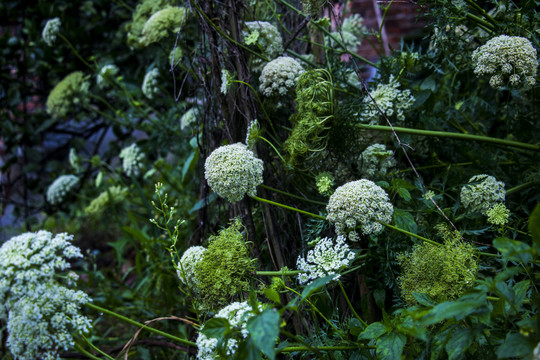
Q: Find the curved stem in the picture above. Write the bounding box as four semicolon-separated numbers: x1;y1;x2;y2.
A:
258;136;287;164
338;281;367;327
74;343;103;360
279;345;370;353
256;270;303;276
86;303;196;348
251;195;327;220
506;180;540;195
80;334;115;360
260;184;328;206
356;124;540;151
463;0;498;27
232;80;277;137
58;33;93;70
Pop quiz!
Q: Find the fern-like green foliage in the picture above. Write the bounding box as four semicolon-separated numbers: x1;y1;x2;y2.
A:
397;225;478;305
284;69;334;167
193;219;256;311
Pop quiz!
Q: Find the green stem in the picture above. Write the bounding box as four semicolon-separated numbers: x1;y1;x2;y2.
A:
464;12;496;32
463;0;499;27
251;195;327;220
256;270;303;276
86;303;196;348
258;136;287;164
506;180;540;195
74;343;103;360
58;33;93;70
231;80;277;137
81;334;115;360
280;330;324;358
338;281;367;327
356;124;540;151
279;345;370;353
260;184;328;206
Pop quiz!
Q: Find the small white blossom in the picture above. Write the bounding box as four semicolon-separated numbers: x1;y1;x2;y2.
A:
245;119;260;149
243;21;284;71
46;175;79;205
220;69;234;94
297;236;355;284
204;143;264;203
177;246;207;290
361;75;415;124
472;35;538;89
328;14;366;52
96;64;119;89
259;56;305;97
42;18;61;46
327;179;394;240
119;143;144;177
0;231;91;360
460;174;505;215
180;107;201;130
359;144;396;179
142;68;160;99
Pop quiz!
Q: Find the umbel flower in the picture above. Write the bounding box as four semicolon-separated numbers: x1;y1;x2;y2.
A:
472;35;537;89
328;14;366;52
142;68;160;99
180;106;201;130
204;143;264;203
46;72;90;118
140;6;186;46
84;186;128;216
359;143;396;179
327;179;394;241
243;21;284;71
42;17;61;46
125;0;174;49
245;119;260;150
196;301;258;359
486;203;510;226
176;246;206;289
297;236;356;285
0;231;92;360
119;143;144;177
259;56;305;97
96;64;119;89
460;174;505;215
46;174;79;205
315;172;334;196
360;75;415;125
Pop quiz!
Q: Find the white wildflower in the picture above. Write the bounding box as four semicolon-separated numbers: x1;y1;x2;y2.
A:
359;144;396;179
177;246;207;290
460;174;505;215
472;35;538;89
204;143;264;203
259;56;305;97
119;143;144;177
245;119;260;150
46;175;79;205
361;75;415;124
221;69;234;94
42;18;61;46
243;21;284;71
142;68;160;99
96;64;119;89
180;107;201;130
297;236;356;284
327;179;394;240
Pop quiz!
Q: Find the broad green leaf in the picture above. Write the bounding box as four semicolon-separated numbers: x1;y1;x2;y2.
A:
373;289;385;309
246;308;280;360
493;237;532;264
263;288;281;304
412;90;431;109
201;318;230;338
359;322;388;340
512;280;531;310
529;203;540;250
397;188;412;202
446;328;474;360
421;300;482;326
348;318;364;337
412;292;436;307
376;331;406;360
235;337;262;360
393;208;418;235
420;75;436;91
182;149;199;182
496;332;533;358
300;275;335;300
189;192;218;214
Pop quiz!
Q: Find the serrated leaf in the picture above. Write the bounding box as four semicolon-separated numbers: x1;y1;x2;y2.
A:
300;275;335;300
421;300;482;326
412;292;436;307
397;188;412;202
263;288;281;304
445;328;474;360
393;208;418;235
359;322;388;340
493;237;532;264
376;331;406;360
201;318;230;338
246;308;280;360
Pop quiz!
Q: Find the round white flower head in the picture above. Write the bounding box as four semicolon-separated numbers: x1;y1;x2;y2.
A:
327;179;394;240
119;143;144;177
180;106;201;129
142;68;160;99
196;301;258;360
221;69;234;94
259;56;305;97
177;246;207;289
204;143;264;203
243;21;284;71
42;17;61;46
361;75;415;125
140;6;187;46
328;14;366;52
46;175;79;205
46;72;90;118
460;174;505;215
297;236;356;285
0;231;91;360
96;64;119;89
472;35;538;89
359;144;396;179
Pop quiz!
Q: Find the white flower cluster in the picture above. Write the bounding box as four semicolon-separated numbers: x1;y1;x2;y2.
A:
177;246;207;289
472;35;537;89
119;143;144;177
46;174;79;205
359;144;396;179
361;75;415;124
196;301;256;360
180;106;201;130
327;179;394;241
140;6;186;46
0;231;91;360
204;143;264;203
243;21;284;70
328;14;366;52
297;236;355;284
460;174;505;215
259;56;305;97
221;69;233;94
42;17;61;46
142;68;160;99
96;64;119;89
245;119;260;149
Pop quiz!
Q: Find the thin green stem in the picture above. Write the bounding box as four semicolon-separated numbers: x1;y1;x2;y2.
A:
58;33;93;69
506;180;540;195
86;303;196;348
74;343;103;360
260;184;328;206
81;334;115;360
258;136;287;164
251;195;327;220
356;124;540;151
231;80;276;136
464;12;496;32
256;270;303;276
338;281;367;327
463;0;498;27
279;345;370;353
280;330;324;358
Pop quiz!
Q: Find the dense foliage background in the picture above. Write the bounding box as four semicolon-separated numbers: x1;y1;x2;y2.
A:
1;0;539;359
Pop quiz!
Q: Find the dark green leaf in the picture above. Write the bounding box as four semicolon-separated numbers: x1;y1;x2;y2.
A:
529;203;540;250
246;308;280;360
397;188;412;202
493;237;532;264
412;292;436;307
393;208;418;235
201;318;230;338
446;328;474;360
420;75;436;91
182;149;199;182
376;331;406;360
496;332;533;358
189;192;218;214
235;337;262;360
263;288;281;304
359;322;388;340
373;289;385;309
422;300;483;326
349;318;364;337
300;275;335;300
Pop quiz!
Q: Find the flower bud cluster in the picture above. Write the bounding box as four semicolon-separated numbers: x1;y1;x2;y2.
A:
96;64;119;89
142;68;160;99
119;143;144;177
176;246;207;289
297;236;356;284
243;21;284;71
361;75;415;124
46;175;79;205
140;6;186;46
259;56;305;97
46;72;90;118
359;144;396;179
460;174;505;215
42;18;61;46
